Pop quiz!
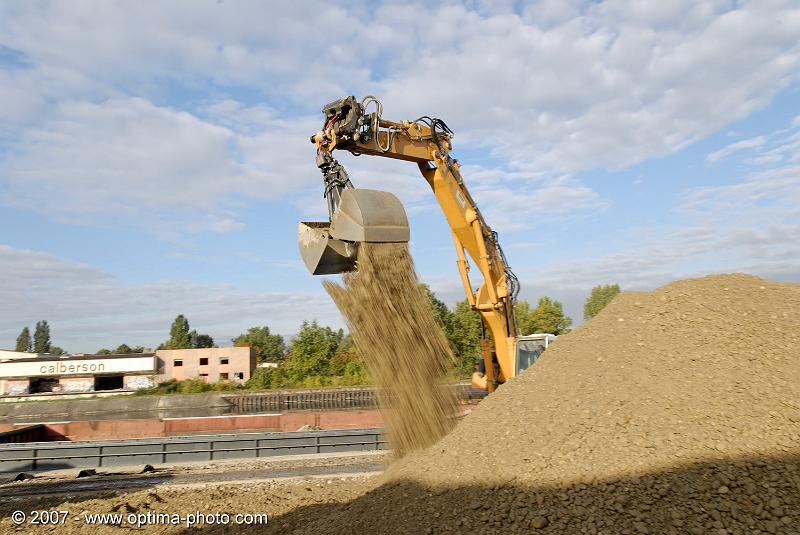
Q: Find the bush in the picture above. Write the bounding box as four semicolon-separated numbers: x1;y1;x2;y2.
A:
178;378;213;394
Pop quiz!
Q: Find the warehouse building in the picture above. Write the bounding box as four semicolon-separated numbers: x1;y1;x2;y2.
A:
0;346;255;396
0;352;157;395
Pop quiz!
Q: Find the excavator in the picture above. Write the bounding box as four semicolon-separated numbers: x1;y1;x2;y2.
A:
298;95;552;393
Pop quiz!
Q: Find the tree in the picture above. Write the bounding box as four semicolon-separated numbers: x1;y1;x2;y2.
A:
421;284;462;356
163;315;191;349
193;333;215;348
233;326;286;363
283;321;342;383
514;300;534;335
49;346;66;356
15;327;32;352
450;300;483;373
115;344;132;354
584;284;621;321
421;284;454;331
516;297;572;335
33;320;51;353
96;348;112;355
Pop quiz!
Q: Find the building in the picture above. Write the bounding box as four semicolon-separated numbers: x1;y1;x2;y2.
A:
0;347;256;396
0;352;157;395
156;347;255;384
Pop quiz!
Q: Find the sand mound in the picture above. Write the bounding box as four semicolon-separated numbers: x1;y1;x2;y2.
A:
324;242;458;457
295;274;800;534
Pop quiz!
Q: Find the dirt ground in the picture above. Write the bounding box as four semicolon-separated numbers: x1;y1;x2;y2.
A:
0;453;386;534
1;274;799;534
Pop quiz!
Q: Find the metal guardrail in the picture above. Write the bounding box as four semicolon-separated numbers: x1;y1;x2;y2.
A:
0;428;386;473
227;388;378;411
225;384;483;412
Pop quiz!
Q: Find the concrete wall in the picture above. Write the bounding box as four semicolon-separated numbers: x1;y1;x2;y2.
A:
124;375;154;390
156;347;255;384
59;376;94;393
0;410;385;441
0;379;28;395
0;391;230;422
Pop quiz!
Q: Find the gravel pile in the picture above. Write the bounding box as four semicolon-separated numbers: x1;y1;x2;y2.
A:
294;274;800;534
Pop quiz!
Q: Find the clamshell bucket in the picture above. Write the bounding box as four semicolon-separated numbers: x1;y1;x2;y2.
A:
298;222;358;275
298;189;410;275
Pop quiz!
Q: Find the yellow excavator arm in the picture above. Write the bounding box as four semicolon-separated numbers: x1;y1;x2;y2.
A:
300;95;520;392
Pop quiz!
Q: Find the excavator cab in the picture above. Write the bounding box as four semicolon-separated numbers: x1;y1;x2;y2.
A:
298;188;410;275
515;334;556;373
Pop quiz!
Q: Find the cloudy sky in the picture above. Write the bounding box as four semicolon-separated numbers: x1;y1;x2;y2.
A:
1;1;798;353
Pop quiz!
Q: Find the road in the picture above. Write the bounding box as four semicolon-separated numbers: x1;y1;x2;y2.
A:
0;451;386;507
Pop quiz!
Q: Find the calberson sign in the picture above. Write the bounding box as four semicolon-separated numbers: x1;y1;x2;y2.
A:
0;355;156;378
39;361;107;374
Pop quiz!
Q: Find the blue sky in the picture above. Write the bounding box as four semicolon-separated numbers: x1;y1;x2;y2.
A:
1;1;798;352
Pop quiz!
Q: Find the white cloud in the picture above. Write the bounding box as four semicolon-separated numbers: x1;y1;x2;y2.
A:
0;1;798;238
376;1;800;174
0;97;322;234
0;244;340;352
706;135;766;163
472;176;608;231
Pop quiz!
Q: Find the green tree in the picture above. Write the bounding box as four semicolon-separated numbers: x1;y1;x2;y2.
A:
195;333;215;348
283;321;342;383
115;344;132;354
96;348;112;355
421;284;454;331
245;367;291;390
514;300;533;335
584;284;621;321
49;346;66;356
516;297;572;335
421;284;463;357
450;300;483;373
328;335;366;379
188;331;215;349
233;326;286;363
33;320;51;353
161;315;215;350
165;315;191;349
15;327;32;352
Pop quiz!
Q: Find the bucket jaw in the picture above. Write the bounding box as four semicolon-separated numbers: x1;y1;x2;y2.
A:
298;222;358;275
298;188;409;275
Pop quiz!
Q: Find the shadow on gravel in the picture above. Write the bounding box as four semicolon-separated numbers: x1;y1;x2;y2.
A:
180;452;798;535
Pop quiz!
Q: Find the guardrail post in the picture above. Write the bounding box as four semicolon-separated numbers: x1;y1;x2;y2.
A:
315;435;320;454
31;448;37;471
209;441;214;461
161;442;167;464
98;446;103;467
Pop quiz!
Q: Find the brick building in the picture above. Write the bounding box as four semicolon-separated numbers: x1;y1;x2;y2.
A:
155;347;255;384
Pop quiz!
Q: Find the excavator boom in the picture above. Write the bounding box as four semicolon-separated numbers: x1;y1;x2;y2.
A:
299;95;521;392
